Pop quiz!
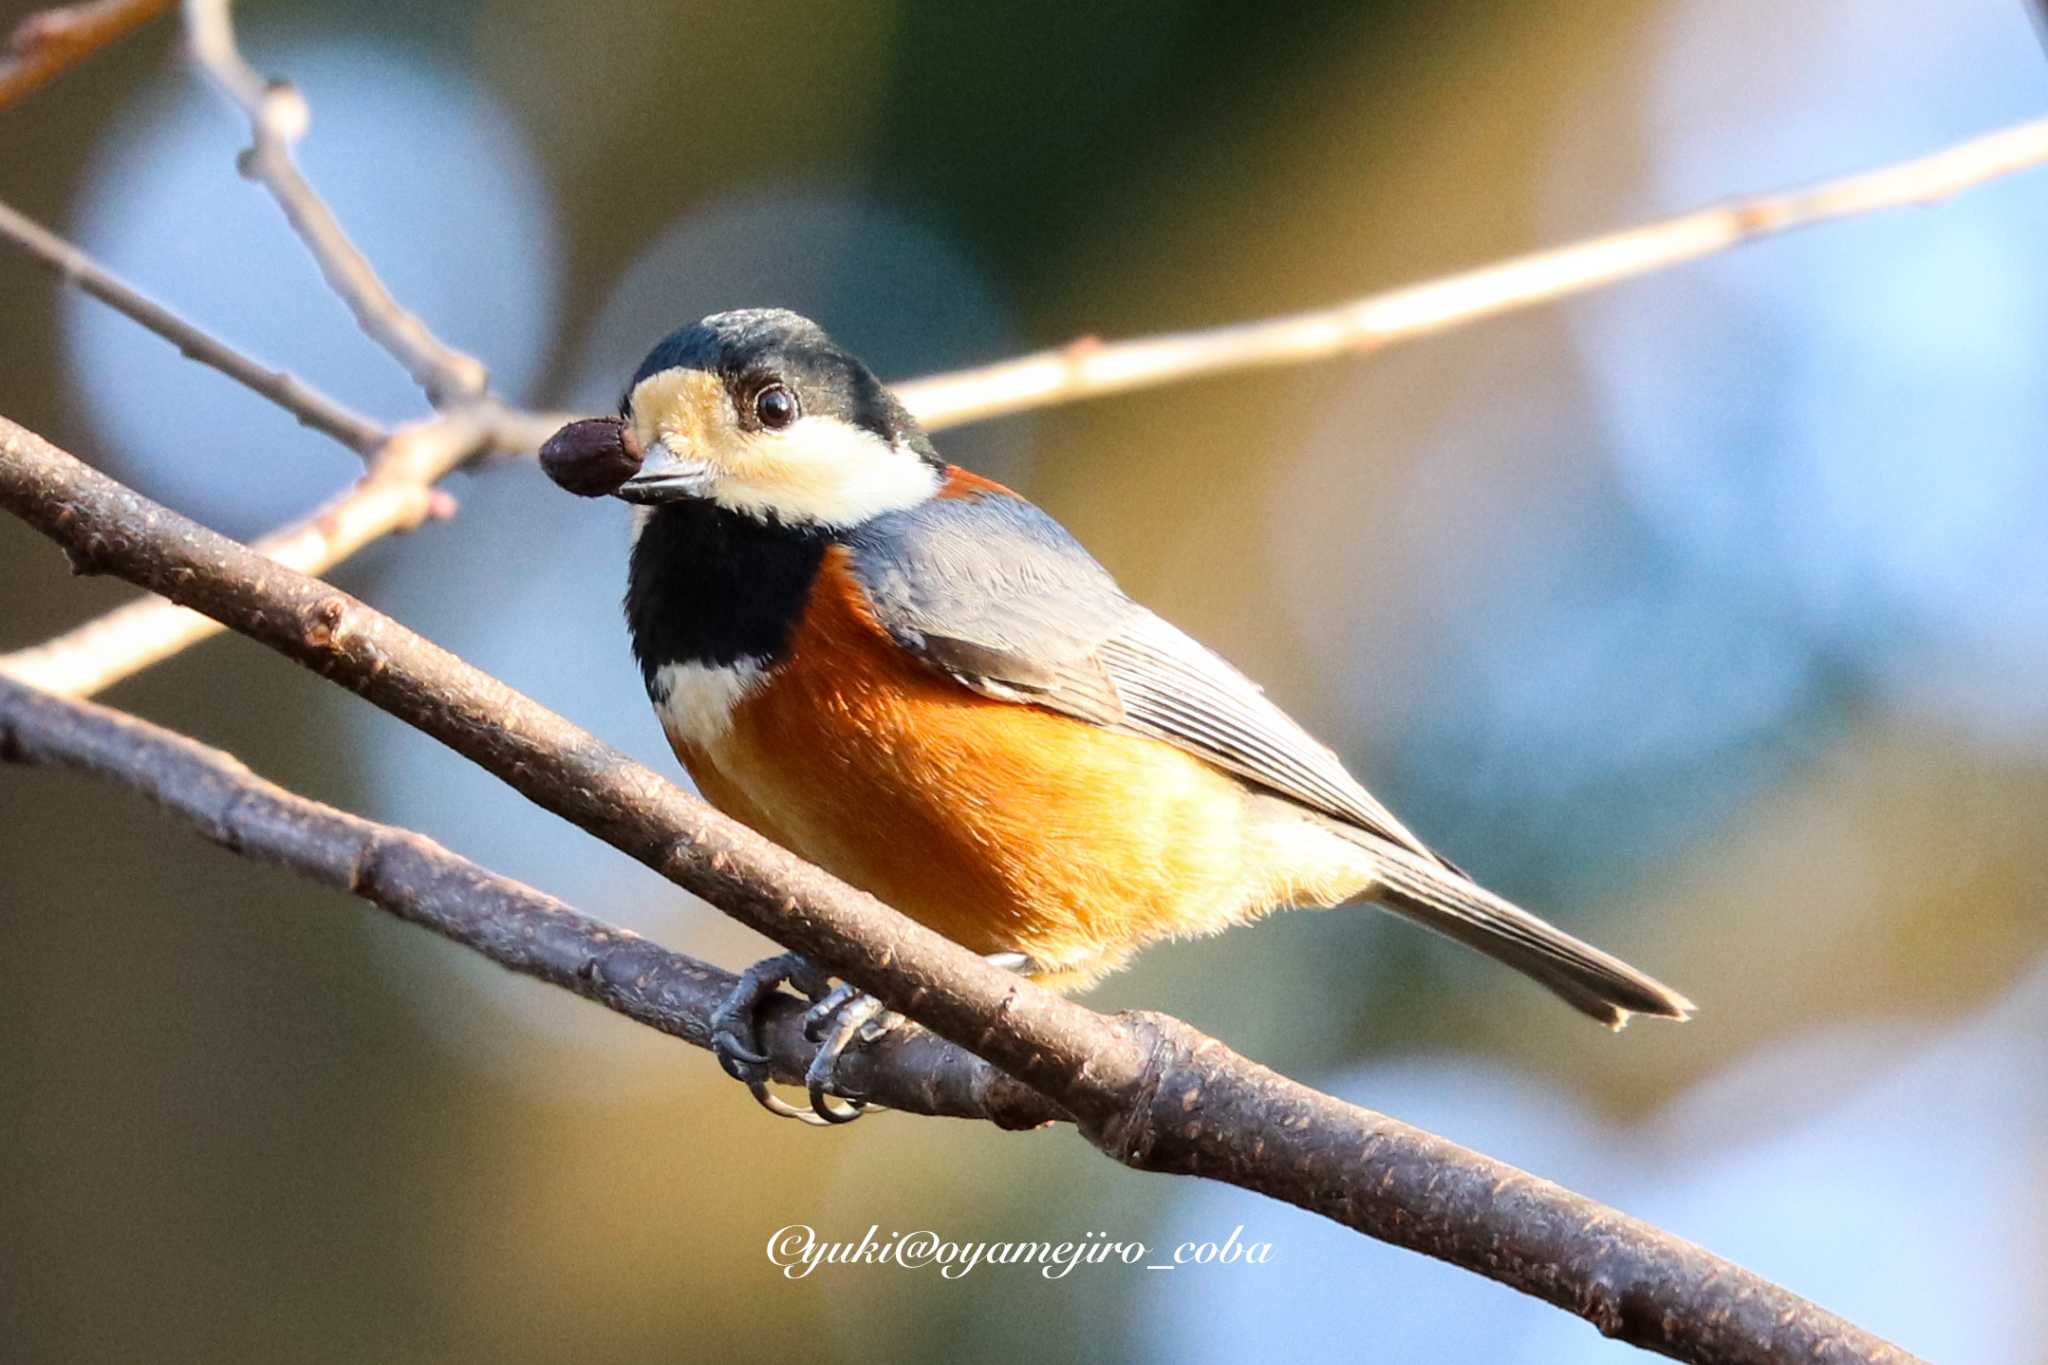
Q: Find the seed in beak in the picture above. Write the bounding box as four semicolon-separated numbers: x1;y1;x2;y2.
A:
540;417;645;497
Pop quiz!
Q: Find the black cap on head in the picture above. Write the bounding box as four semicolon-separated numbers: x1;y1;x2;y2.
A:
624;309;935;459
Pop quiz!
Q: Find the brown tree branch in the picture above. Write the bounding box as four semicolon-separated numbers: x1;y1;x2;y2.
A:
0;412;1922;1365
180;0;489;406
0;673;1060;1129
0;0;168;111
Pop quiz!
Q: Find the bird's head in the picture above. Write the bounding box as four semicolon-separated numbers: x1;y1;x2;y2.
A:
614;308;942;530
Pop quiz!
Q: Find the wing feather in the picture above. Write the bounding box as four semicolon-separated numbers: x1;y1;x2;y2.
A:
843;482;1456;869
1094;616;1452;867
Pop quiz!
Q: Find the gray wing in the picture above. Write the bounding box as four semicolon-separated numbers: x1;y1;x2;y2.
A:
843;487;1451;869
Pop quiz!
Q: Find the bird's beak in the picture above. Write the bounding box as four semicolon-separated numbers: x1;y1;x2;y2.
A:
614;436;711;505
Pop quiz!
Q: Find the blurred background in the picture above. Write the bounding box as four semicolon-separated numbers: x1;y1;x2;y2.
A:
2;1;2044;1360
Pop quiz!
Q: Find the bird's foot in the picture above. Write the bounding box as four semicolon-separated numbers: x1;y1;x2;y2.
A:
709;952;870;1125
798;986;903;1121
793;953;1040;1118
711;950;1039;1126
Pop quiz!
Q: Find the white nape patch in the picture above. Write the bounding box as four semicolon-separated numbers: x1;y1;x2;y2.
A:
710;417;940;529
648;658;768;749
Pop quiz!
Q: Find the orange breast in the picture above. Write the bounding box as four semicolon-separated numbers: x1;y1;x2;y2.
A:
670;547;1275;987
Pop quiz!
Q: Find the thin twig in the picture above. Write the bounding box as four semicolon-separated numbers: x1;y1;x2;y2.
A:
0;674;1060;1128
892;115;2048;427
0;0;169;111
180;0;489;406
0;196;386;454
0;413;1922;1365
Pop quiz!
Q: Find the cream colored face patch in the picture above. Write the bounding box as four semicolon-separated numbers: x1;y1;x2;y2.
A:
628;368;731;461
626;367;939;529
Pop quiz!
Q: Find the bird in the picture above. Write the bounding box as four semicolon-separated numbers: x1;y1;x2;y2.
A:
590;307;1692;1122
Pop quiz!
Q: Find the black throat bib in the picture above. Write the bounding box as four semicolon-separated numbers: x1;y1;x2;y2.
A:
624;500;828;691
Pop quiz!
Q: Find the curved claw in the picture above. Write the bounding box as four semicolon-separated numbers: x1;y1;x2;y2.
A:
804;1011;874;1123
749;1079;842;1125
802;992;894;1122
710;951;885;1124
709;950;1016;1124
805;1088;869;1124
711;1028;770;1072
710;952;821;1116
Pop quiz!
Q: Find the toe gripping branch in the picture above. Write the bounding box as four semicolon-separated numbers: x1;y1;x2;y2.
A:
710;952;904;1125
709;950;1041;1125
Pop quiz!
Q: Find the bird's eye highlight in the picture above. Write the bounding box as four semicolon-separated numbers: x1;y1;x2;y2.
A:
753;383;798;430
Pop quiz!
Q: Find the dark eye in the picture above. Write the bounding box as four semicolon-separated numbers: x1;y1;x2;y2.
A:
753;383;798;430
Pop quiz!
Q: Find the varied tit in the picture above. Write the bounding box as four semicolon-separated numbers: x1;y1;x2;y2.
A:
576;308;1691;1122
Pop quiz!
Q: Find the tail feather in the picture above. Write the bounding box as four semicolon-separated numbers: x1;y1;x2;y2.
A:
1369;848;1694;1029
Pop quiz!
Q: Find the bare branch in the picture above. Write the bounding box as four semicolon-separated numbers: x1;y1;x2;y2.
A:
893;116;2048;427
0;0;168;111
0;673;1060;1128
0;196;386;454
180;0;489;406
0;412;1922;1365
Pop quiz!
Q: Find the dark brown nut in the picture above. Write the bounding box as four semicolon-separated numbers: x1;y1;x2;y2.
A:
539;417;644;497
